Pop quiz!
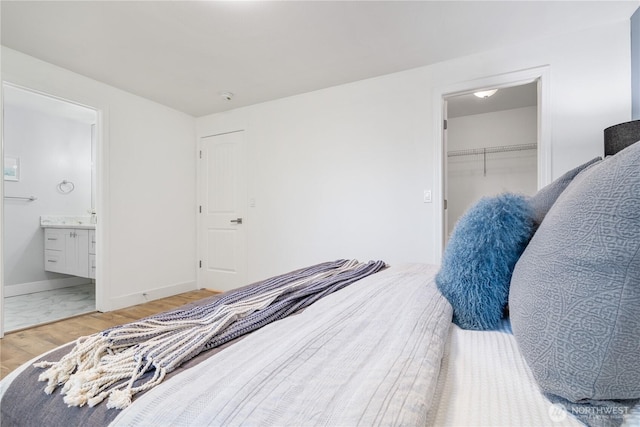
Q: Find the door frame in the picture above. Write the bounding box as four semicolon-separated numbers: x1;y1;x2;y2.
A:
432;65;551;263
0;82;109;337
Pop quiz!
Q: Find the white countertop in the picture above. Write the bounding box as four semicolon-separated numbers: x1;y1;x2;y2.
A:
40;215;96;230
41;223;95;230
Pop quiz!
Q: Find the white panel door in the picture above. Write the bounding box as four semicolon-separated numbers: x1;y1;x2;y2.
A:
199;131;247;291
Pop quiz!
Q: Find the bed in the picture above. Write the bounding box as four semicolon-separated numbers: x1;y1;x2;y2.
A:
1;138;639;426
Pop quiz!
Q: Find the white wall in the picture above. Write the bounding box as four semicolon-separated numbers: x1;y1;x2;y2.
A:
4;103;92;288
447;106;537;236
197;21;631;282
1;47;197;311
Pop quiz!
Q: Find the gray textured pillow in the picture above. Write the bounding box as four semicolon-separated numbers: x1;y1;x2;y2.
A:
527;156;601;225
509;141;640;402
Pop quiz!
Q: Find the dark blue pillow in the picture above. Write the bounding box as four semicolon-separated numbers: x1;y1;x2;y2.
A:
436;193;534;330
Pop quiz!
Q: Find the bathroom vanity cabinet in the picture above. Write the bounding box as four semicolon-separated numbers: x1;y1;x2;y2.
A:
44;227;93;278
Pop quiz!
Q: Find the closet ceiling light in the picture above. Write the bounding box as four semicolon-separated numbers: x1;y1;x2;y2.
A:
474;89;498;99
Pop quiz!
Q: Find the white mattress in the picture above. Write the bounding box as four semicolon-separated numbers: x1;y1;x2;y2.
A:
428;320;640;427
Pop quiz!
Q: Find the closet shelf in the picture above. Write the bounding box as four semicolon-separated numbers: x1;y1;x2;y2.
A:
447;142;537;157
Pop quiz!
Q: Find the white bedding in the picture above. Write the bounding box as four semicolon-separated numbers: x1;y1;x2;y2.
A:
430;320;640;427
113;263;452;426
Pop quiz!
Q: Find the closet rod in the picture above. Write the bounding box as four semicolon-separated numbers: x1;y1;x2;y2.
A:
447;142;537;158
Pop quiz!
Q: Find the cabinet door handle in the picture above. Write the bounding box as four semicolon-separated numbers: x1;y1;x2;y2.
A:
47;260;57;263
230;218;243;224
47;238;58;241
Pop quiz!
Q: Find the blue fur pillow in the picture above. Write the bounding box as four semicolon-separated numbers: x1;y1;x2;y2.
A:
436;193;535;330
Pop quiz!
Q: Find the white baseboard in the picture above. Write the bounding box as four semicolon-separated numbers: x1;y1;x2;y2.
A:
5;276;93;297
106;280;198;312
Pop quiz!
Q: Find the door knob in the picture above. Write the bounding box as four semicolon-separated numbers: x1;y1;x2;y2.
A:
230;218;243;224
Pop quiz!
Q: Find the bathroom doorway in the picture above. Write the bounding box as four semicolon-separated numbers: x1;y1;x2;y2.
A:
2;83;98;331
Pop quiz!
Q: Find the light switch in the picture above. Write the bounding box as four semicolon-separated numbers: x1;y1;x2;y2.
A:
423;190;432;203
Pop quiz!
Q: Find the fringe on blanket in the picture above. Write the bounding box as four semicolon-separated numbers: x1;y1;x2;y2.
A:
34;259;386;409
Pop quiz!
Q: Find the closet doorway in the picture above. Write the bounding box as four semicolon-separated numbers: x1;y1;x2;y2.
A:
2;83;99;332
444;82;538;242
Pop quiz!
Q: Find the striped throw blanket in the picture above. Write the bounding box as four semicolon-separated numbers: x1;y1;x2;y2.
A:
34;259;386;410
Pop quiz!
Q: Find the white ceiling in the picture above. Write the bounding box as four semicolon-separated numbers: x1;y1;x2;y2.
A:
2;1;638;117
447;82;538;118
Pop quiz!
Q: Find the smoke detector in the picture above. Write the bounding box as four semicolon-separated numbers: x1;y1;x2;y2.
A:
219;91;234;101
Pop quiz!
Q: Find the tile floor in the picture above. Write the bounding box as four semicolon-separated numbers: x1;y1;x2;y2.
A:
4;283;96;331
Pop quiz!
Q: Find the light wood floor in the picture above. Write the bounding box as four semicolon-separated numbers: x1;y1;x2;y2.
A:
0;289;218;380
